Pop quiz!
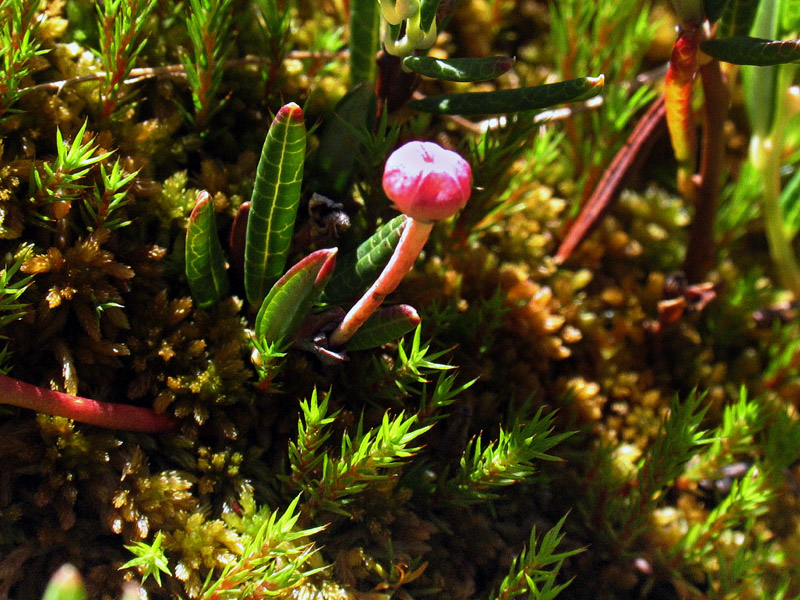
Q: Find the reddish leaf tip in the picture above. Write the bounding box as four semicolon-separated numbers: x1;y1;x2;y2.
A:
394;304;421;324
276;248;338;288
277;102;305;123
189;190;212;222
315;248;339;285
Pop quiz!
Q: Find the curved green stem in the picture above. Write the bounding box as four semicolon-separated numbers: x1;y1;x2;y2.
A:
329;217;432;346
0;374;179;432
758;133;800;296
752;62;800;297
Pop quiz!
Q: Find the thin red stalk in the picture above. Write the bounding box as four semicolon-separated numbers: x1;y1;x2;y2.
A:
554;96;667;265
329;217;432;346
684;58;728;283
0;373;179;432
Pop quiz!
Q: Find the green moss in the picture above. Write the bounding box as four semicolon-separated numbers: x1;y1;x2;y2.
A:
4;0;800;599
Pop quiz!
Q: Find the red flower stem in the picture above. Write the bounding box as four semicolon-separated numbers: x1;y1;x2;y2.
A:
329;217;433;346
0;374;179;433
554;96;667;265
684;57;728;283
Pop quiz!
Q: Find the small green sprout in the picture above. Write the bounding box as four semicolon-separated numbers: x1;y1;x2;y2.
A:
122;531;172;586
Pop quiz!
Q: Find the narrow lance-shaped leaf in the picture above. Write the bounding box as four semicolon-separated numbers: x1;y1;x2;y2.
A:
245;103;306;306
346;304;420;351
664;30;698;188
701;36;800;66
321;215;406;305
186;190;229;309
402;55;515;82
349;0;381;85
255;248;338;347
408;75;604;115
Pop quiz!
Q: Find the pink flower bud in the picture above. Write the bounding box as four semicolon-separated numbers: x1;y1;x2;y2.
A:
382;141;472;222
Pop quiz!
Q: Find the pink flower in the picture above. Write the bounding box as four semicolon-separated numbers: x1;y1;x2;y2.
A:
382;141;472;222
329;141;471;347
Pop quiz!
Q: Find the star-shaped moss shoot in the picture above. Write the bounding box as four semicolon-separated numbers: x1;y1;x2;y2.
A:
329;141;471;347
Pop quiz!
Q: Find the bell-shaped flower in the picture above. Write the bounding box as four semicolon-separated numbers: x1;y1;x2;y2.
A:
382;141;472;222
329;141;471;346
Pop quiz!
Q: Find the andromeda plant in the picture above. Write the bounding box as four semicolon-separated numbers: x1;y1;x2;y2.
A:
330;140;472;346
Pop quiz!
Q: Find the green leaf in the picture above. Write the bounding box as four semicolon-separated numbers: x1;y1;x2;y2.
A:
245;102;307;306
42;565;87;600
321;215;406;305
185;191;229;309
346;304;420;351
349;0;380;84
408;75;604;115
718;0;760;37
200;495;326;600
402;55;515;82
701;36;800;65
780;165;800;239
419;0;441;32
741;0;785;136
254;248;338;347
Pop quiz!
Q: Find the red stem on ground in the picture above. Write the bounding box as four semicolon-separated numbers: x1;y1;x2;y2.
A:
684;57;728;283
0;374;179;433
554;97;667;265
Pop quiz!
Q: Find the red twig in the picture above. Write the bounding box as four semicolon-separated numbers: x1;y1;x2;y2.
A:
0;374;179;433
554;97;667;265
684;58;728;283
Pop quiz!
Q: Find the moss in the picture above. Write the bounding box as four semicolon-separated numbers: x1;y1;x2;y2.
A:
4;0;800;599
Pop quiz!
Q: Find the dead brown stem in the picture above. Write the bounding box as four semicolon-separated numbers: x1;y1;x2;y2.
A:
554;97;667;265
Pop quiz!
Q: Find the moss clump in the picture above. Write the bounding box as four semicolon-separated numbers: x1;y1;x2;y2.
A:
3;0;800;599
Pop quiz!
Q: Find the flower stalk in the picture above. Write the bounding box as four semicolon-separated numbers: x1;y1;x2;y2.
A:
329;141;471;347
329;217;432;346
